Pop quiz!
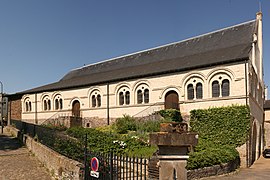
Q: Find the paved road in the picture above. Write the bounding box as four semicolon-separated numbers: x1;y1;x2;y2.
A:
0;133;52;180
206;157;270;180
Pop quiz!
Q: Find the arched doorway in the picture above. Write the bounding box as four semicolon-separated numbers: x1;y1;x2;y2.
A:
72;100;81;117
258;127;262;157
251;122;257;165
164;91;179;110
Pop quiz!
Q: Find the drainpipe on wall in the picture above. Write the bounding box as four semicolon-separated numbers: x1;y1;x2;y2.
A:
35;93;38;124
107;83;110;125
245;59;250;167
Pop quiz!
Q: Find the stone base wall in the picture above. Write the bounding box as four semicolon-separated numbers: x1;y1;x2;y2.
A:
4;126;83;180
83;117;116;128
148;155;240;180
236;143;247;168
187;157;240;180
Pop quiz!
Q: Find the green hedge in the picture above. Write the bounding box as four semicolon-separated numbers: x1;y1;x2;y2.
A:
187;105;250;170
187;145;239;170
190;105;250;147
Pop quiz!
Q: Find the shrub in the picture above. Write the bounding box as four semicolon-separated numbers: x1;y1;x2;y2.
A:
114;115;137;134
186;105;249;170
67;126;156;157
136;119;166;133
53;138;84;161
158;109;182;122
187;145;239;170
190;105;250;147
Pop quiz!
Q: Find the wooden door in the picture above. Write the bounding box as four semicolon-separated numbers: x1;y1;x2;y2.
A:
72;100;80;117
165;91;179;110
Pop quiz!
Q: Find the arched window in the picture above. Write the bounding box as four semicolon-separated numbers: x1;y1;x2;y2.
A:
212;81;220;97
135;83;150;104
44;100;47;111
59;99;63;109
25;102;29;112
119;92;124;105
54;95;63;110
222;79;230;97
48;100;51;110
196;83;203;99
90;90;102;108
55;99;59;110
97;95;101;107
29;102;32;111
137;90;143;104
92;95;96;107
210;72;231;98
43;96;51;111
185;76;204;100
125;91;130;105
144;89;149;103
24;98;32;112
187;84;194;100
118;86;131;106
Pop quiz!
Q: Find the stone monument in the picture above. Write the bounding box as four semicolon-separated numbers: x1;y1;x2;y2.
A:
150;122;198;180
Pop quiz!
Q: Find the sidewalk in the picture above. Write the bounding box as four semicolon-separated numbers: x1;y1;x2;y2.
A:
0;132;52;180
206;157;270;180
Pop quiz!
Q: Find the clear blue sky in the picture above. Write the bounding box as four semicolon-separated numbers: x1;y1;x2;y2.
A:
0;0;269;97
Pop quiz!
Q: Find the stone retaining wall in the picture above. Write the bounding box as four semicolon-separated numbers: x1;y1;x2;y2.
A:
148;155;240;180
187;157;240;179
4;126;83;180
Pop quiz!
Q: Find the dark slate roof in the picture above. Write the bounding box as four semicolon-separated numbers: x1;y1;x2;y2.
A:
19;20;256;94
264;100;270;110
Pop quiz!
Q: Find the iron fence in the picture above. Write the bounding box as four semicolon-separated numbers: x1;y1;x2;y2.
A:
84;134;149;180
10;120;151;179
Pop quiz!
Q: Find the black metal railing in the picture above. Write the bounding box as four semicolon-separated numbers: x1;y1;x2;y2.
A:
84;134;149;180
10;120;150;180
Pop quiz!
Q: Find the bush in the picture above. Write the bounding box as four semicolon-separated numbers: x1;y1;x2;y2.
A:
158;109;182;122
187;145;239;170
136;119;167;133
67;126;157;157
186;105;249;170
190;105;250;147
115;115;137;134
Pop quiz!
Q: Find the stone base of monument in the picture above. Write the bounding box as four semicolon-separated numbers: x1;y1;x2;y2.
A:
149;123;198;180
159;155;189;180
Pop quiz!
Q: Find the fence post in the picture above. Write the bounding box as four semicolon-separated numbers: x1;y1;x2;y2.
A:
33;124;36;137
110;151;113;180
84;134;88;180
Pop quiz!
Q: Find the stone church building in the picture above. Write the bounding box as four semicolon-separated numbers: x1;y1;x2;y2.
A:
8;12;264;167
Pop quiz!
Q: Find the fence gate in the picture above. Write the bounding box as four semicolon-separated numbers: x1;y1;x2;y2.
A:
84;134;149;180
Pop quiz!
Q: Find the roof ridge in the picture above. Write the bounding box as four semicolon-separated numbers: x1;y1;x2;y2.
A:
70;19;256;72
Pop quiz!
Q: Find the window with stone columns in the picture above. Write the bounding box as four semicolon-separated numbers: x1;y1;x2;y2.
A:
54;94;63;110
43;95;51;111
136;84;150;104
118;86;130;106
210;73;231;98
24;98;32;112
185;76;204;100
90;90;102;108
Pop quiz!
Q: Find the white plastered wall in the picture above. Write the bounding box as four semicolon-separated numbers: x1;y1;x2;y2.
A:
21;62;247;125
